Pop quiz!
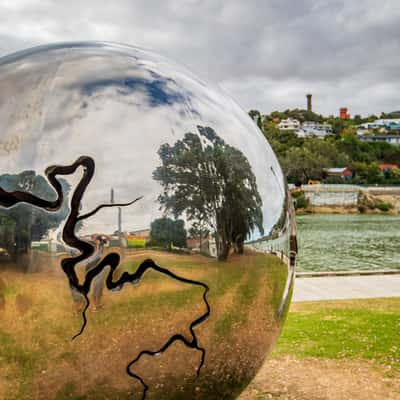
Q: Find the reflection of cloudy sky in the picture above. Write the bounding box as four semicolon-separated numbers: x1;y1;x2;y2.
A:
0;43;285;238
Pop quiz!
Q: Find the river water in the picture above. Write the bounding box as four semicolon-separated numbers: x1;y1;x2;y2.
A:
296;214;400;271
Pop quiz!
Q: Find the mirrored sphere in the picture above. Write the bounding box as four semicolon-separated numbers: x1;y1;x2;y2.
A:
0;42;296;400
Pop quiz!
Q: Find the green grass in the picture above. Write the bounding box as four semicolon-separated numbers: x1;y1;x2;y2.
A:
273;298;400;370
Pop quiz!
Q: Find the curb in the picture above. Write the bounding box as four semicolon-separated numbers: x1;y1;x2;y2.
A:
296;269;400;278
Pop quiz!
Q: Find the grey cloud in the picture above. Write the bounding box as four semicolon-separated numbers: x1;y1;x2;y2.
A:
0;0;399;115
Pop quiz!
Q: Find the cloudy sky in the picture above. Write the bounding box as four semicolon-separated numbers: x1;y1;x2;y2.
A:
0;0;399;117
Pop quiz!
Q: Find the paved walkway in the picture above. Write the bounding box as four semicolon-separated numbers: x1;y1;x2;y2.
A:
293;274;400;302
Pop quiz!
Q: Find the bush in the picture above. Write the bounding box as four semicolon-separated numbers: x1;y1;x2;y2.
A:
294;193;309;209
324;175;344;184
375;201;393;212
358;205;366;213
291;190;304;199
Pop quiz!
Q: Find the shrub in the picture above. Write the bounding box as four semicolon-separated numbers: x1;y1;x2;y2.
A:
375;201;393;212
291;190;304;199
358;205;366;213
294;194;309;209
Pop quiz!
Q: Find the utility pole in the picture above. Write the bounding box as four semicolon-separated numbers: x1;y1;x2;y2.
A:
110;188;114;204
118;207;122;240
111;188;122;243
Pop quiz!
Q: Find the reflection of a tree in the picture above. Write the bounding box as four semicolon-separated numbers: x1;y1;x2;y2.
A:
153;126;264;260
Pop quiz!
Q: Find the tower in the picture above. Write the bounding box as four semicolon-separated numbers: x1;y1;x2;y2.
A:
306;94;312;112
340;107;350;119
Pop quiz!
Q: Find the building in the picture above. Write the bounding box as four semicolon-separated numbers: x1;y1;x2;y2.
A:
129;228;151;238
306;94;312;112
359;135;400;146
379;164;398;173
324;167;353;181
358;119;400;132
187;235;217;258
340;107;350;120
296;121;333;138
379;164;398;171
126;228;151;248
379;164;399;179
277;118;301;131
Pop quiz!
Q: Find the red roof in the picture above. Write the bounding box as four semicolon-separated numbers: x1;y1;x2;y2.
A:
379;164;398;171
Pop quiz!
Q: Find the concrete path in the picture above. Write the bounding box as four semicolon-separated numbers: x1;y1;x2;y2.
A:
293;274;400;302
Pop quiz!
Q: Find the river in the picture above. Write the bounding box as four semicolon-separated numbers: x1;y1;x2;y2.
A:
296;214;400;271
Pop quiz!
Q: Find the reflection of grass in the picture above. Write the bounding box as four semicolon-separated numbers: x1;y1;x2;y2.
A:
273;298;400;371
1;282;17;297
264;259;288;312
214;268;263;337
214;311;246;337
55;383;82;400
214;254;286;338
0;330;40;382
0;250;287;399
55;383;132;400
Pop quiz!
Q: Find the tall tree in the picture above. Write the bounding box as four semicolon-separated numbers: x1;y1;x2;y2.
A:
153;126;264;260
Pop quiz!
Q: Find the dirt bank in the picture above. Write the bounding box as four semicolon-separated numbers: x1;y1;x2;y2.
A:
296;205;398;215
239;356;400;400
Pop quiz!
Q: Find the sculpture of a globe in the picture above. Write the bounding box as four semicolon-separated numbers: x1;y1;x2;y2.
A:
0;42;296;400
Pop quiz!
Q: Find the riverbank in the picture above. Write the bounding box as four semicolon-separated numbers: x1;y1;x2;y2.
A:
293;184;400;215
296;205;398;215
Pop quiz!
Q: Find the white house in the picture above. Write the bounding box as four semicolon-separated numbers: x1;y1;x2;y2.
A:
359;135;400;146
297;121;333;138
358;119;400;132
278;118;301;131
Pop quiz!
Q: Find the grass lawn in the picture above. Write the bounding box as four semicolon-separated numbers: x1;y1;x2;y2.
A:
273;298;400;370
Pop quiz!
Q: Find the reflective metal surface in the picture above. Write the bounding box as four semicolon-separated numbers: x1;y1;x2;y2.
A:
0;42;296;400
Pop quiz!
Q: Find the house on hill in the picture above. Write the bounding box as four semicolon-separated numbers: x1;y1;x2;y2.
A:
360;135;400;146
379;164;399;178
379;164;398;172
324;167;353;181
277;118;301;131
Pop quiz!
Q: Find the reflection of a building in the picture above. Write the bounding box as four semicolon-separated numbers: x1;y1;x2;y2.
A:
186;235;217;258
126;228;150;248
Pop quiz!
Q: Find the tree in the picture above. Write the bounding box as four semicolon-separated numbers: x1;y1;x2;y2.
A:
366;162;383;184
281;147;329;184
148;217;187;250
248;110;262;129
153;126;264;260
353;114;362;125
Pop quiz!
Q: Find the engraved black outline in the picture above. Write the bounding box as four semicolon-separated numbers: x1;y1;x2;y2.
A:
0;155;210;399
